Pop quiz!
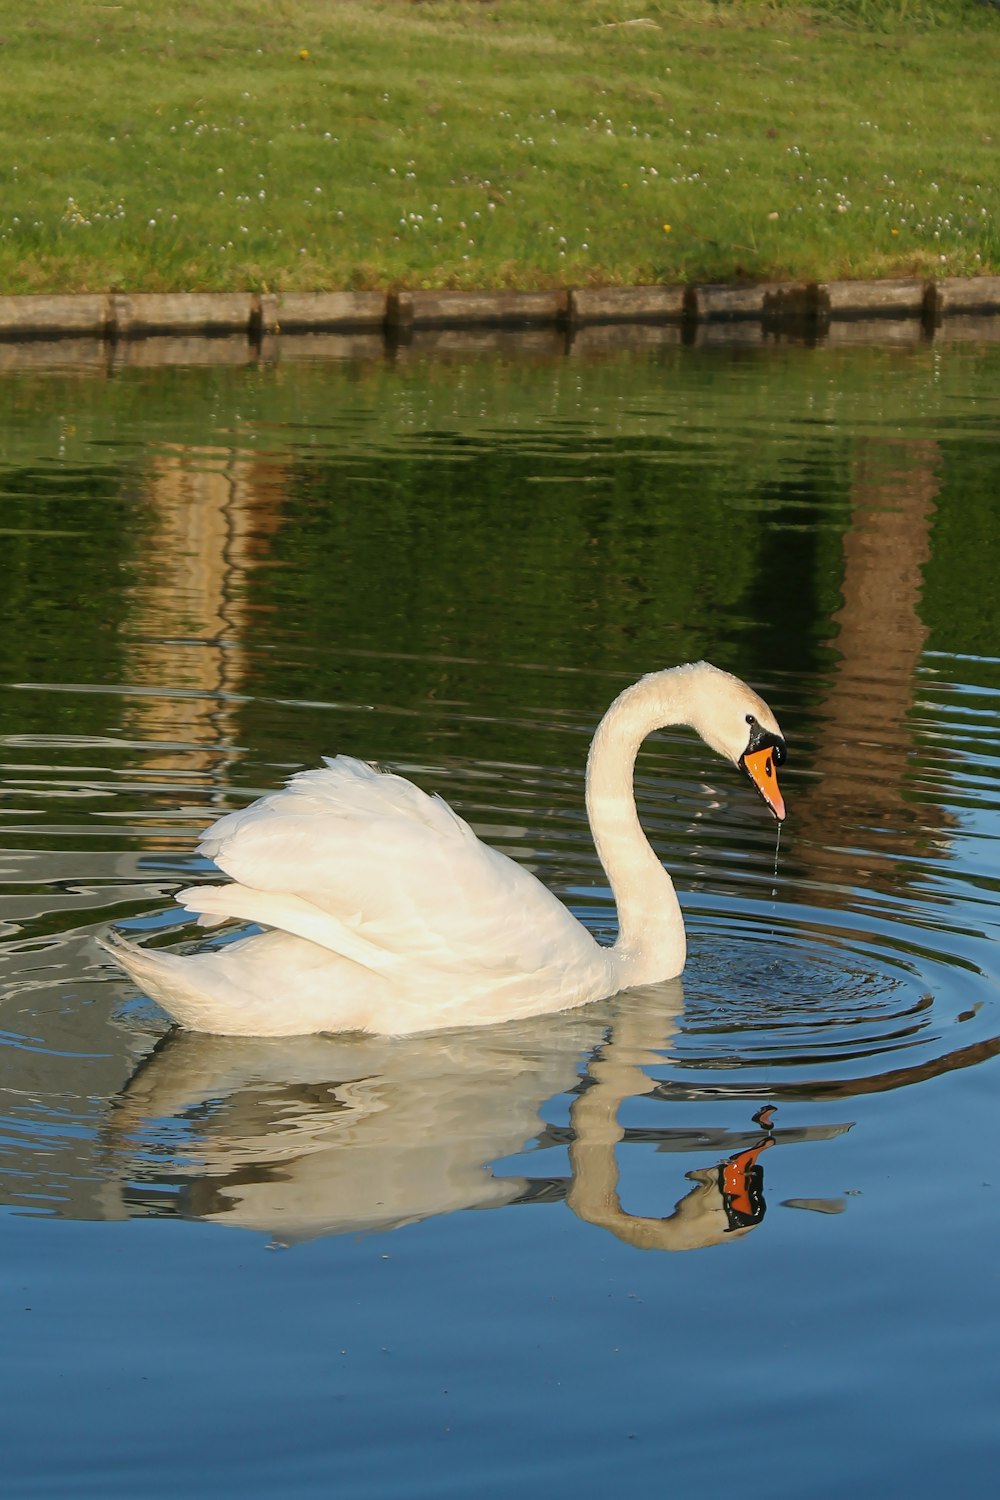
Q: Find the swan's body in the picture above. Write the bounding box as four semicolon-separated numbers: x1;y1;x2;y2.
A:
101;661;786;1037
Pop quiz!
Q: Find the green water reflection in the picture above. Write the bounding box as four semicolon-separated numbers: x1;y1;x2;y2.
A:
2;340;998;742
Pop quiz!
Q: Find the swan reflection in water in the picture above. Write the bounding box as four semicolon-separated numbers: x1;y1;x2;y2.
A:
104;984;850;1251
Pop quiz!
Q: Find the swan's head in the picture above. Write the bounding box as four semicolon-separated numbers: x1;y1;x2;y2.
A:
679;662;787;822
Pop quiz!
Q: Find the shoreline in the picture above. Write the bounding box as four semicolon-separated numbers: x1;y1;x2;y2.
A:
1;276;998;343
1;277;999;373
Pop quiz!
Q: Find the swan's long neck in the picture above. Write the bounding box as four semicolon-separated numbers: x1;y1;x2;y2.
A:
586;670;693;984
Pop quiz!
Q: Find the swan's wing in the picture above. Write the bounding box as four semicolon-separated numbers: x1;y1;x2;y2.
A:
179;757;597;978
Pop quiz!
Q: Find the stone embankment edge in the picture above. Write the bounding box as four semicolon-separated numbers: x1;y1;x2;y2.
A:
0;277;999;344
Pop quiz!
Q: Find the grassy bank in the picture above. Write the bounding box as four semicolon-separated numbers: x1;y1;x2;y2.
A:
0;0;997;293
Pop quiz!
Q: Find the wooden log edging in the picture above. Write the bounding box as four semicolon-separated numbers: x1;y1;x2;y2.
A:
0;277;999;344
111;292;251;337
569;284;686;324
0;294;113;338
927;276;1000;317
259;290;388;333
388;287;569;330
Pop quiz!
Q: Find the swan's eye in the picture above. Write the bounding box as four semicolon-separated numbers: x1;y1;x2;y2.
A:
744;718;787;767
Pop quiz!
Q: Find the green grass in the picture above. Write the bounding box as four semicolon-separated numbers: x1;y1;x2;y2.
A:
0;0;997;292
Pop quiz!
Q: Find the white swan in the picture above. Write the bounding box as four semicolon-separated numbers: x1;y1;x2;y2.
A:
101;661;786;1038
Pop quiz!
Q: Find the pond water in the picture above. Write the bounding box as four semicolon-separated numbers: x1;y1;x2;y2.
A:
1;326;1000;1497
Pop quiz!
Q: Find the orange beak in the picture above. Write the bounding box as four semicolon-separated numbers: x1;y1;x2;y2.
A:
742;745;786;822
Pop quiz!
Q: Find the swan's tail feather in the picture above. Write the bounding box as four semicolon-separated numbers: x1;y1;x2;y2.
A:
97;930;252;1035
97;927;388;1037
97;931;212;1022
